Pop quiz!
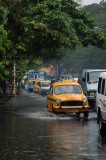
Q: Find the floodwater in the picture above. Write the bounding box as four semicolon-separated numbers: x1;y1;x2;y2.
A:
0;90;106;160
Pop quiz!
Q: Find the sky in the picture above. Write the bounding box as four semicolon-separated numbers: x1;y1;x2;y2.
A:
83;0;105;5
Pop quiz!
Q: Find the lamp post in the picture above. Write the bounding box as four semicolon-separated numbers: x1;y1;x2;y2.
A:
13;59;16;95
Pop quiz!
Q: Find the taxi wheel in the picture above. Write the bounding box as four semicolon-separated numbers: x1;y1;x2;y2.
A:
40;91;43;96
39;90;43;95
39;90;41;95
76;112;80;117
83;111;89;119
46;105;48;109
51;104;55;113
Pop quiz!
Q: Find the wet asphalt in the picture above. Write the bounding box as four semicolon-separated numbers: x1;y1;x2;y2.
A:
0;89;106;160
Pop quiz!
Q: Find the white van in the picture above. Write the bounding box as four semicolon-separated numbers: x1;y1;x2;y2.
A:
79;69;106;107
96;72;106;134
38;80;51;95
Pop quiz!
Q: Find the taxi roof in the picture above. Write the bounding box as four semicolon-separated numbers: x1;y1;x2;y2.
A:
51;80;79;87
35;80;43;83
39;80;51;83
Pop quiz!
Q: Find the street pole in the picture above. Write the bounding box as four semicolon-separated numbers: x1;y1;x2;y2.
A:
13;59;16;95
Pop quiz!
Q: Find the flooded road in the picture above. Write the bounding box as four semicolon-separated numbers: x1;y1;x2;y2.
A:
0;90;106;160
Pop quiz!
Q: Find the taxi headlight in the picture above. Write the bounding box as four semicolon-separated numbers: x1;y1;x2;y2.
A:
56;98;60;104
83;98;88;103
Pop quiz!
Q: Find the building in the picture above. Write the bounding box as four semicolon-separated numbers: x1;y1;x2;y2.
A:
74;0;83;8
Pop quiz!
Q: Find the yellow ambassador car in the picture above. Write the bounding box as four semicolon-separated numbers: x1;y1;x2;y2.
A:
33;80;42;93
47;80;89;118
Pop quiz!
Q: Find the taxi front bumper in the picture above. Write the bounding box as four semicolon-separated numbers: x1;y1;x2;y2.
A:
53;106;89;109
52;106;89;113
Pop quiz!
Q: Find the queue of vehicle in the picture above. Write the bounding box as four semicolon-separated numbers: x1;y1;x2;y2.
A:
24;69;106;134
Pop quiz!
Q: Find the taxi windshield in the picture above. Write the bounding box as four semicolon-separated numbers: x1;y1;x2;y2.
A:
87;71;103;83
41;82;51;87
54;85;82;94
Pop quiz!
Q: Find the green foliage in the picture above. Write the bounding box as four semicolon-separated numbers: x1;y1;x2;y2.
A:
21;0;105;59
16;57;44;82
0;0;106;82
84;1;106;49
0;6;8;25
0;6;11;81
52;1;106;74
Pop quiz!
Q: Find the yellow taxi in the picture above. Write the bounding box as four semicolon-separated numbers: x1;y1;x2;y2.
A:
33;80;43;93
47;80;89;118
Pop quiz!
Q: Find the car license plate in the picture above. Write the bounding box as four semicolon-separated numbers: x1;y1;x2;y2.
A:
66;109;78;113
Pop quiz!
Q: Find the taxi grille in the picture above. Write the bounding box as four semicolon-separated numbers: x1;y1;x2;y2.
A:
60;101;83;106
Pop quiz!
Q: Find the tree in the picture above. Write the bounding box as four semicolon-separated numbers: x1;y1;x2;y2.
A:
2;0;105;60
16;57;44;83
0;6;11;81
49;1;106;74
0;0;106;84
84;1;106;48
23;0;105;59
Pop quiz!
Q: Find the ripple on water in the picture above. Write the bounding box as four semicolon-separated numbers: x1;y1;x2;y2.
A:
24;111;73;120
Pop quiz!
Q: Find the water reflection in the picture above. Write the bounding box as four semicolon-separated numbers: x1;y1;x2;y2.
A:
46;120;88;155
0;112;102;160
0;90;106;160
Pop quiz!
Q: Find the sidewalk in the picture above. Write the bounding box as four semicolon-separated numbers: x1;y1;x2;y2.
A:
0;89;21;106
0;94;14;106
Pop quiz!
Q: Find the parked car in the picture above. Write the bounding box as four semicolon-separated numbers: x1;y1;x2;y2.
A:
47;80;89;118
38;80;51;95
96;72;106;134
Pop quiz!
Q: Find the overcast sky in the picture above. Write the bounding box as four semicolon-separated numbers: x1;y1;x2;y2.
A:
83;0;105;5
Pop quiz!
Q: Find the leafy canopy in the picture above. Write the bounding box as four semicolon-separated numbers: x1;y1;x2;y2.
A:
0;0;106;82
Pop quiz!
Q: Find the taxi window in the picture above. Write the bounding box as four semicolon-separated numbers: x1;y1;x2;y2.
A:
41;82;51;87
50;87;53;95
54;85;82;94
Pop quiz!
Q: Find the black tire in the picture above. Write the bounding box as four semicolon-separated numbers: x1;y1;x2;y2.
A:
28;89;31;92
39;90;42;95
99;113;106;134
76;112;80;117
46;104;48;109
84;111;89;119
38;90;41;95
40;91;43;96
52;104;55;114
